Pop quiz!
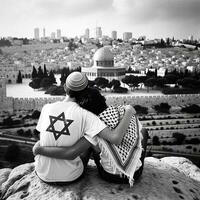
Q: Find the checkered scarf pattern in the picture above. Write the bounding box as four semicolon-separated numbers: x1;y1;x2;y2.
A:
98;105;142;185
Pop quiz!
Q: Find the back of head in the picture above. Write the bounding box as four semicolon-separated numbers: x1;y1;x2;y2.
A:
65;71;88;98
77;87;108;115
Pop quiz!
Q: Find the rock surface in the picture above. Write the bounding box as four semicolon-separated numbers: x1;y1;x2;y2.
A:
0;157;200;200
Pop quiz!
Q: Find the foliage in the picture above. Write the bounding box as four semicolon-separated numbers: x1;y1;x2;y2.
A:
29;78;41;89
40;77;53;89
16;70;22;83
113;86;128;93
45;85;65;95
17;129;24;136
0;38;12;47
3;116;13;126
37;66;44;79
185;138;200;144
181;104;200;113
110;79;121;89
122;75;140;90
31;66;38;79
49;70;57;84
154;103;171;114
43;64;48;78
133;105;148;115
152;136;160;145
31;110;41;119
94;77;109;90
172;132;186;145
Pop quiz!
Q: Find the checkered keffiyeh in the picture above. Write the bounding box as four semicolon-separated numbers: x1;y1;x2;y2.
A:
98;105;143;185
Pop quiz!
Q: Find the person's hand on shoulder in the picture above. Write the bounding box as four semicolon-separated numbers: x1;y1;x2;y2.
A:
32;141;41;156
124;105;136;116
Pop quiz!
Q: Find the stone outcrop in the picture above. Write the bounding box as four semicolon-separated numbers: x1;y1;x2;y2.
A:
0;157;200;200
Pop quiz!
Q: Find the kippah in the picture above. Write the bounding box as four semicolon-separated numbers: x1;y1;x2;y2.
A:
65;72;88;91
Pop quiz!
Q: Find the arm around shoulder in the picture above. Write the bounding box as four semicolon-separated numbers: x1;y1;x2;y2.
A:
98;105;136;145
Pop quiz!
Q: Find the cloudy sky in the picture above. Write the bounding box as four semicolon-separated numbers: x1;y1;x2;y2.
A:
0;0;200;39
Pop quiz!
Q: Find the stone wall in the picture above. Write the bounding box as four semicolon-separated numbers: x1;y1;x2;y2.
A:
0;94;200;113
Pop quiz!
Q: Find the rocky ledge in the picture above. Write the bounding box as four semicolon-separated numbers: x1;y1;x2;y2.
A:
0;157;200;200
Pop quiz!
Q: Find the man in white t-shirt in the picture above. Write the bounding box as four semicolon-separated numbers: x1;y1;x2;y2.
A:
34;72;135;184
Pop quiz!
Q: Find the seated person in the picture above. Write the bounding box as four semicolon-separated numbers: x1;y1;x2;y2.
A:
33;72;135;185
34;87;148;185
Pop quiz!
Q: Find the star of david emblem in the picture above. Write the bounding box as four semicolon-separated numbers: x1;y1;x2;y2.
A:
46;112;73;140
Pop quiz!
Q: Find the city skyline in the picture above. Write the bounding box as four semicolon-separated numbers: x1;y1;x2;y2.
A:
0;0;200;39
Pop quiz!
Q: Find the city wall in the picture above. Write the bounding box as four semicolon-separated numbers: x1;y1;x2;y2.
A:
0;94;200;113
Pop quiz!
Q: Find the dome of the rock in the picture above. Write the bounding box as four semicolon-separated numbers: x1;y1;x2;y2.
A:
93;46;114;62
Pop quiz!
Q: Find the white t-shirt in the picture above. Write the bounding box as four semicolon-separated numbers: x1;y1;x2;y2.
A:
35;101;106;182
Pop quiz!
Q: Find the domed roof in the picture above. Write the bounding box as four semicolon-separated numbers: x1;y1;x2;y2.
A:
93;46;114;61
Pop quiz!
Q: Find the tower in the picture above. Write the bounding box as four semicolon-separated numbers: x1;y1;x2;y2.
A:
43;28;46;38
96;27;102;39
111;31;117;40
123;32;132;41
34;28;40;40
85;28;90;38
57;29;61;39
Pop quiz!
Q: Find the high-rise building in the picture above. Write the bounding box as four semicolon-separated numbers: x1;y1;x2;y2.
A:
34;28;40;40
188;35;194;41
123;32;132;41
51;32;56;39
85;28;90;38
57;29;61;39
43;28;46;38
96;27;102;39
111;31;117;40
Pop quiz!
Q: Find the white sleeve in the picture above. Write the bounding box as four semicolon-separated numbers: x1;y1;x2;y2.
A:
36;104;48;132
83;111;107;145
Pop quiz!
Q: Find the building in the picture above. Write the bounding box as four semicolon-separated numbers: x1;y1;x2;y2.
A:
85;28;90;38
96;27;102;39
123;32;132;41
42;28;45;38
57;29;61;39
34;28;40;40
51;32;56;39
82;46;126;81
111;31;117;40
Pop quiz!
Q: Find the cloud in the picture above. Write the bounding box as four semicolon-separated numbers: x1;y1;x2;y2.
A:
36;0;113;19
112;0;200;24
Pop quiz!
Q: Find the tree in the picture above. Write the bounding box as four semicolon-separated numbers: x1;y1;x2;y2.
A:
3;116;13;126
122;75;140;91
49;70;57;84
94;77;109;91
154;103;171;114
172;132;186;145
144;78;156;92
133;105;148;115
43;64;48;78
37;66;44;79
152;136;160;145
31;66;38;79
181;104;200;113
16;70;22;83
31;110;41;119
29;78;41;89
60;68;70;85
110;79;120;89
40;78;52;89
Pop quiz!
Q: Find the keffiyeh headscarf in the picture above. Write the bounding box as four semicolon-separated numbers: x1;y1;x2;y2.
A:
98;105;143;186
